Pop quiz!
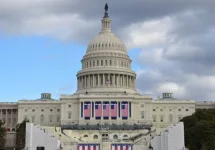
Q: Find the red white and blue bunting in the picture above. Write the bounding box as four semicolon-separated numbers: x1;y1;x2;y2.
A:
78;144;100;150
111;144;133;150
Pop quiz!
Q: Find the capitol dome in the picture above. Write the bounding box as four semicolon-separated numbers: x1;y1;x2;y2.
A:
76;3;137;94
86;32;127;54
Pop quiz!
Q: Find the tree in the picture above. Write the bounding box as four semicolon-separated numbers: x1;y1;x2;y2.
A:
16;119;29;150
0;120;6;148
181;109;215;150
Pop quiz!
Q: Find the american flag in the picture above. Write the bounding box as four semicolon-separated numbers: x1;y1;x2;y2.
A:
84;102;91;118
122;103;128;117
95;103;102;117
78;144;99;150
106;79;111;84
111;144;132;150
103;102;110;117
111;102;117;117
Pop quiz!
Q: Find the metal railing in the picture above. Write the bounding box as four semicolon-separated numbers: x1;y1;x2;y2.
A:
61;123;152;130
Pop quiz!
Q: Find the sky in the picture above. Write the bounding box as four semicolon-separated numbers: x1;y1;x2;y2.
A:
0;0;215;101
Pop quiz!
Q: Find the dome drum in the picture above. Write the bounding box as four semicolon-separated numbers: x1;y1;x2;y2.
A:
77;73;136;93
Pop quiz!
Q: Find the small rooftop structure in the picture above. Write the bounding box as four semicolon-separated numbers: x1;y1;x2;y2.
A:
41;93;52;99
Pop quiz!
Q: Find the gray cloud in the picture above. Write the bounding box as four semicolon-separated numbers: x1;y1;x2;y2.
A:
1;0;215;100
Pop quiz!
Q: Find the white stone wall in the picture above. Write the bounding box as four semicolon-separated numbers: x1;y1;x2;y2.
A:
151;122;185;150
60;93;153;125
0;103;18;131
5;132;16;147
25;123;61;150
18;100;61;126
151;100;195;128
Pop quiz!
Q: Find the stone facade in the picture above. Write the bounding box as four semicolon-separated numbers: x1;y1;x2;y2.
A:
1;3;215;150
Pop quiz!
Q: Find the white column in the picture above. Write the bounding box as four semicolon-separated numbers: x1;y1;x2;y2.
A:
129;76;131;88
108;74;110;87
93;74;95;87
126;76;128;88
131;77;133;89
98;74;100;87
6;109;7;126
84;76;87;88
77;77;79;90
81;77;83;89
134;77;136;89
87;75;90;88
103;74;105;86
116;75;118;87
113;74;115;87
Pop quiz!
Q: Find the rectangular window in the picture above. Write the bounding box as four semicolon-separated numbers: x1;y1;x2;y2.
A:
97;60;99;66
101;60;103;66
57;116;60;122
160;109;163;111
169;115;173;122
141;111;144;119
105;60;107;66
49;115;53;122
68;105;71;108
32;117;35;123
93;61;95;67
160;116;163;122
68;113;72;119
110;60;112;66
186;109;189;111
178;109;181;111
13;118;16;125
153;109;156;112
153;116;156;122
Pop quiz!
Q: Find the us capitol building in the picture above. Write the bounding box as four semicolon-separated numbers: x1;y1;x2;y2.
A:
1;3;215;150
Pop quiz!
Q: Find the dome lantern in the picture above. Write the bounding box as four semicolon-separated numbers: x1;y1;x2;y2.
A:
101;3;111;33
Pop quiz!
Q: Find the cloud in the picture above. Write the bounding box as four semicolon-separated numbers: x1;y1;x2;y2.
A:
1;0;215;100
130;9;215;100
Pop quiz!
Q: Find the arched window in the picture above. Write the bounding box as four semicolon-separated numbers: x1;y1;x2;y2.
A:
93;135;98;139
123;135;128;138
40;115;44;122
113;134;118;139
83;135;88;137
